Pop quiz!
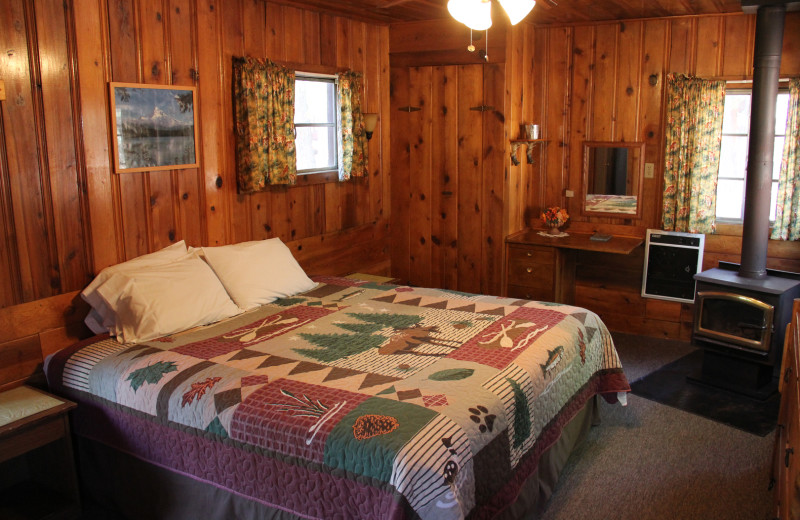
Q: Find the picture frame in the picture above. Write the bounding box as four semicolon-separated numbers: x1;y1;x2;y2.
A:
109;82;199;173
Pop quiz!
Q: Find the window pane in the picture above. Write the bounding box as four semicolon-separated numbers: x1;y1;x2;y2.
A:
770;181;779;221
716;89;789;222
295;80;335;124
295;76;338;173
716;179;745;219
775;93;790;135
722;94;751;134
718;136;748;179
773;136;784;180
295;126;336;171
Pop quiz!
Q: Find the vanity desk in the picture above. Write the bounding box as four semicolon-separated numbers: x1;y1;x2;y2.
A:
505;229;643;304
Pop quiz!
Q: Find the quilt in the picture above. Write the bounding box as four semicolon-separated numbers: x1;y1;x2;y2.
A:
45;276;629;519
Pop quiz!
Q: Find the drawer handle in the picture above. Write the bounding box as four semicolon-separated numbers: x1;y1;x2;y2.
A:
786;447;794;468
785;366;792;383
526;252;532;257
526;267;532;273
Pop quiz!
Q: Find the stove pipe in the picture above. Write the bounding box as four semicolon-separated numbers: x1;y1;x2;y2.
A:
739;3;786;279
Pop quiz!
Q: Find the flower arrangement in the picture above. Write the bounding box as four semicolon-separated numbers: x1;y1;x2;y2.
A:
540;206;569;230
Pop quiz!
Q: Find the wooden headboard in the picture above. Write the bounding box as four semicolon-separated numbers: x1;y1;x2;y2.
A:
0;222;391;391
0;290;92;391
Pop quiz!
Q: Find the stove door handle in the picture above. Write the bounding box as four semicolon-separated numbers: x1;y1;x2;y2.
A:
738;321;767;331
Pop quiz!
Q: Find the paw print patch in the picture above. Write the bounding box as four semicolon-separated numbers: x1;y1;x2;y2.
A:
468;405;496;433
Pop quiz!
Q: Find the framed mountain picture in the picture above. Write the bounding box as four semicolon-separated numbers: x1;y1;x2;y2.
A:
109;82;199;173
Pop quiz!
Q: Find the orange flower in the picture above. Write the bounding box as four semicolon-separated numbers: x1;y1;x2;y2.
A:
540;206;569;227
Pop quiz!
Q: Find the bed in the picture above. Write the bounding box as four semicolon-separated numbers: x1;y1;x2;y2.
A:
43;239;629;519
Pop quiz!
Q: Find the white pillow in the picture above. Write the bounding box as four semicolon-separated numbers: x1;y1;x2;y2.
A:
201;238;317;310
96;252;242;344
81;241;189;334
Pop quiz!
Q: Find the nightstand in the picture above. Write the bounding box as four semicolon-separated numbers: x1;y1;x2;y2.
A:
0;386;80;520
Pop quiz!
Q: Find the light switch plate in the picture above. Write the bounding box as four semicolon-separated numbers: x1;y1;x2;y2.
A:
644;162;655;178
565;189;574;197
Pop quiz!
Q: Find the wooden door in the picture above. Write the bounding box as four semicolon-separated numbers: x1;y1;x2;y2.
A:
390;63;506;296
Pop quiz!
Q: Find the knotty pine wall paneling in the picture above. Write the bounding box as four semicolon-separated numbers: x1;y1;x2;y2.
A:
524;13;800;338
455;64;483;295
0;0;90;307
0;0;392;387
0;0;392;312
504;23;544;236
170;0;205;250
481;63;506;297
389;62;507;296
430;66;460;292
389;65;412;285
639;19;669;231
195;0;229;247
408;66;433;290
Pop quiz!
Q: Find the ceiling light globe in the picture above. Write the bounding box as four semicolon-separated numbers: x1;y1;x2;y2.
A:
499;0;535;25
447;0;493;31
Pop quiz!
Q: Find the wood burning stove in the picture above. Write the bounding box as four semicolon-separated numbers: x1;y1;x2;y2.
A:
689;3;800;400
694;292;774;353
692;264;800;399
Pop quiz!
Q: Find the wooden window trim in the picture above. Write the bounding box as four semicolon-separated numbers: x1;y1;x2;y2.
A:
296;170;339;186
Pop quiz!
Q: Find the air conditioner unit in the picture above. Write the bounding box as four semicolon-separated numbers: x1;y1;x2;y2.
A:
641;229;705;303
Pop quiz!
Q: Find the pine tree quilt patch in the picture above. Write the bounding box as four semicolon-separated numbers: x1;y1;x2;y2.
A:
46;276;630;519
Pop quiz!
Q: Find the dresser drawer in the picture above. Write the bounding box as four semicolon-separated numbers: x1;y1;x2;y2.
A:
506;284;554;302
507;245;555;290
507;244;554;265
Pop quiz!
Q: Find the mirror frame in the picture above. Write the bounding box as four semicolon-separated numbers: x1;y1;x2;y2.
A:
581;141;645;219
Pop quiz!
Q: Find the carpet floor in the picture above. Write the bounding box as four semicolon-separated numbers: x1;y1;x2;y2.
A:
540;332;776;520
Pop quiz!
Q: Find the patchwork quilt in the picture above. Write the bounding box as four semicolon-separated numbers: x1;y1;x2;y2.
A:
45;276;629;519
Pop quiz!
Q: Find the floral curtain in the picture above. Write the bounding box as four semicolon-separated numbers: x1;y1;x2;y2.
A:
771;77;800;241
233;57;296;191
337;71;368;181
662;73;726;234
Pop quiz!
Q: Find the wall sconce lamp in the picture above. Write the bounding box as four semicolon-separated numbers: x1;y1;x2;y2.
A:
364;113;379;140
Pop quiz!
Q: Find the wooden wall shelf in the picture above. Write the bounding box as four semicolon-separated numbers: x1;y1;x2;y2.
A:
510;139;547;166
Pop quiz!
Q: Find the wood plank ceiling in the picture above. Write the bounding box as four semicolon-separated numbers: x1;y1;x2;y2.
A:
267;0;744;24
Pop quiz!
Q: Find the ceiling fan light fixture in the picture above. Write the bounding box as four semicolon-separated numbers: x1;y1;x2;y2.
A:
447;0;493;31
498;0;535;24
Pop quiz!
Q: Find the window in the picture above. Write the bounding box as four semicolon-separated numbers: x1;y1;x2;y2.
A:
294;75;338;174
716;90;790;222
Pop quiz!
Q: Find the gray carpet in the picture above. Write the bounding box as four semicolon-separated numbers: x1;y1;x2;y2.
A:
540;332;775;520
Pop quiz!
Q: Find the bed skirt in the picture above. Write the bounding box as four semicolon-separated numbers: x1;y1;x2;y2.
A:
75;396;599;520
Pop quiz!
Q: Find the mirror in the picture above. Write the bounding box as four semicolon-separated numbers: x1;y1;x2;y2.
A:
582;141;644;218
